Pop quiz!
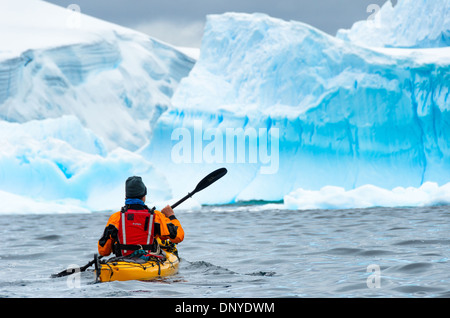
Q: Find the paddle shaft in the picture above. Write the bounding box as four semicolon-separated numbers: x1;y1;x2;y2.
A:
171;192;194;209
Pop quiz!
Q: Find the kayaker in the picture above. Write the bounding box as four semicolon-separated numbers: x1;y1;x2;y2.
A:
97;176;184;257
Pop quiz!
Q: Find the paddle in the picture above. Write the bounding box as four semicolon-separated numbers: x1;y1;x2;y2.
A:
51;255;102;278
171;167;228;209
51;168;228;278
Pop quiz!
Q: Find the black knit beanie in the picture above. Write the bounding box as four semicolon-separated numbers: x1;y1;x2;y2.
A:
125;176;147;199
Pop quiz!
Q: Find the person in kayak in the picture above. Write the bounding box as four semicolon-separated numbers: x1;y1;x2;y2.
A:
97;176;184;257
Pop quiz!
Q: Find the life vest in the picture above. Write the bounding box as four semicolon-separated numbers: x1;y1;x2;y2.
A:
117;206;155;257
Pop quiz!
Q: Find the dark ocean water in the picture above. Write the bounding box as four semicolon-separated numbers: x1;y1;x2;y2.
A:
0;205;449;298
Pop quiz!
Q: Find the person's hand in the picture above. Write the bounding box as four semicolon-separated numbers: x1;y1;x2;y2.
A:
161;205;175;218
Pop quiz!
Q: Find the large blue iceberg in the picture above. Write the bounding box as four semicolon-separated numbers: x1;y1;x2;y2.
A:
145;7;450;205
0;0;449;213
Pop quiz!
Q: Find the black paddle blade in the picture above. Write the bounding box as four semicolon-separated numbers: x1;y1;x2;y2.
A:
51;267;80;278
194;167;228;193
51;256;101;278
171;168;228;209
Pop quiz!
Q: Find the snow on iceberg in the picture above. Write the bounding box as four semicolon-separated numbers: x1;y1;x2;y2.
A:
336;0;450;48
144;10;450;206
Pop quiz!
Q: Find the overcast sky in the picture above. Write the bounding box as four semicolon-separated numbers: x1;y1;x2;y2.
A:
44;0;392;47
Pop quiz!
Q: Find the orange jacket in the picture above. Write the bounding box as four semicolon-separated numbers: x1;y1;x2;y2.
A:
98;208;184;256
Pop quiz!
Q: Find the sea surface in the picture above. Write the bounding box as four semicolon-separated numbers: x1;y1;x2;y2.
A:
0;205;449;298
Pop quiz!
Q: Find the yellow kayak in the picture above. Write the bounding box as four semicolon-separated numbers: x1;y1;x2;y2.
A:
94;250;179;282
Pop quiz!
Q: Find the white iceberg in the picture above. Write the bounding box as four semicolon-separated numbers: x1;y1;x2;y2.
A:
0;0;193;213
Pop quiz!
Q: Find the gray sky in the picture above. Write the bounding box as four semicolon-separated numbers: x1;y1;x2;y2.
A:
44;0;391;47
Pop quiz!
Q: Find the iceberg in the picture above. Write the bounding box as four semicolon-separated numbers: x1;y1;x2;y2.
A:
0;0;195;152
284;182;450;210
0;115;172;213
0;0;194;213
144;7;450;206
1;0;449;213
